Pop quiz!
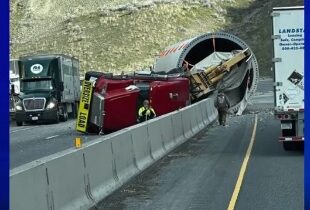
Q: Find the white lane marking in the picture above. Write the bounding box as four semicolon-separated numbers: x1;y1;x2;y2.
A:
45;135;59;140
10;126;40;134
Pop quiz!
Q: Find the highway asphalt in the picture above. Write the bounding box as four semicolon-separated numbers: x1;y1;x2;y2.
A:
10;119;99;168
91;78;304;210
7;78;277;170
9;78;304;210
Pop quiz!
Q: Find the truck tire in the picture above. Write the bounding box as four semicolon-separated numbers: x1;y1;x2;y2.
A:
283;141;295;151
16;121;23;126
69;103;78;119
74;103;77;118
63;110;68;121
60;106;68;122
55;111;60;123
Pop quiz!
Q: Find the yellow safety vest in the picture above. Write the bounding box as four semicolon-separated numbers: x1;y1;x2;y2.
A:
138;107;156;120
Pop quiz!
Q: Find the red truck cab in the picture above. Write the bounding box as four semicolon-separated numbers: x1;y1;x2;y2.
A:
83;74;190;134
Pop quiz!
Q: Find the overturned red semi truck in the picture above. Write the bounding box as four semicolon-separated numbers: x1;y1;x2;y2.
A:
77;73;190;133
76;32;259;134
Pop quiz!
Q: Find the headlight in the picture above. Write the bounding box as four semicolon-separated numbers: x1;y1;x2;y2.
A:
15;104;22;111
46;101;56;109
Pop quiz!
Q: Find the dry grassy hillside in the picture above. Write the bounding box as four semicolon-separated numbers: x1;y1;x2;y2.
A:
10;0;304;76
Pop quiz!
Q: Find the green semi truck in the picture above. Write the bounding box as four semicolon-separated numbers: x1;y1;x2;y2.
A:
15;54;80;126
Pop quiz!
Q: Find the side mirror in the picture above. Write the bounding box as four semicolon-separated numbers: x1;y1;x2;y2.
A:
59;82;64;91
11;85;20;96
11;84;15;94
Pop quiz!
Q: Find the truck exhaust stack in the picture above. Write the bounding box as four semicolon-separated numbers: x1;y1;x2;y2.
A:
154;32;259;112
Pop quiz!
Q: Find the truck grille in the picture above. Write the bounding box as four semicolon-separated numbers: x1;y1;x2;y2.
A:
23;98;46;111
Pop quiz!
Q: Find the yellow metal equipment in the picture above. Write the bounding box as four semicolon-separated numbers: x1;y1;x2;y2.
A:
189;48;251;100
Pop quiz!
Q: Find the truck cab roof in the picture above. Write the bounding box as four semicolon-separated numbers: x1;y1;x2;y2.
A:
19;54;78;61
273;6;304;11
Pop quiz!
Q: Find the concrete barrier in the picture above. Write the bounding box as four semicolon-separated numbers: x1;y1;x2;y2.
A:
195;101;205;130
10;164;48;210
147;118;166;160
10;98;219;210
83;137;116;202
130;124;153;171
190;106;200;135
44;150;89;210
207;98;218;123
206;98;217;123
10;149;92;210
199;100;210;126
110;130;139;184
158;114;175;152
170;110;186;144
181;107;194;139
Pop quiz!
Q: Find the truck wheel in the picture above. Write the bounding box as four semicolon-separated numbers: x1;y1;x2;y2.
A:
55;111;60;123
16;121;23;126
63;110;68;121
60;107;68;122
73;103;78;118
69;103;77;119
283;141;294;151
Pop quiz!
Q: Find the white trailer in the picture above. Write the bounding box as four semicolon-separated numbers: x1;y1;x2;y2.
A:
10;59;20;94
271;6;304;150
10;59;20;114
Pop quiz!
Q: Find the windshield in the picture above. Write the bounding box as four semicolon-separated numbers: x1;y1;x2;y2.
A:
20;58;59;78
21;80;52;92
10;60;19;74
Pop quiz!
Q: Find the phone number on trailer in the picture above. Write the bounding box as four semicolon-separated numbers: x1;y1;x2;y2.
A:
282;46;304;51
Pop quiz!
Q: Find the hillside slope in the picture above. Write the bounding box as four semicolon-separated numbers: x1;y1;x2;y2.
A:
10;0;304;76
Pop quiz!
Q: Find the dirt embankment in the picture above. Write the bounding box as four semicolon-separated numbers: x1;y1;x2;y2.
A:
10;0;304;76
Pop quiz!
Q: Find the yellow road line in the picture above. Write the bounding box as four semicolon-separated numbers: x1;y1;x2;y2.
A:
227;114;258;210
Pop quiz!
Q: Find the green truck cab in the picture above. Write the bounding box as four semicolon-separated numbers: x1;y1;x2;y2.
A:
15;54;80;126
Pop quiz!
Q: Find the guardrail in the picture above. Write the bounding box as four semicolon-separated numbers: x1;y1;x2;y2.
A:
10;98;218;210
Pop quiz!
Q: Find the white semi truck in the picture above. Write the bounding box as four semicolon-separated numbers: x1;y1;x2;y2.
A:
10;59;20;114
10;59;20;94
271;6;304;150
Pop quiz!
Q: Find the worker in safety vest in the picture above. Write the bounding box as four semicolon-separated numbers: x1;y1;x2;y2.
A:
138;100;156;122
214;91;231;126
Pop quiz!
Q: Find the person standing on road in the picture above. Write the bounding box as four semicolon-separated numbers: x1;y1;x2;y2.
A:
214;91;231;126
138;99;156;122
